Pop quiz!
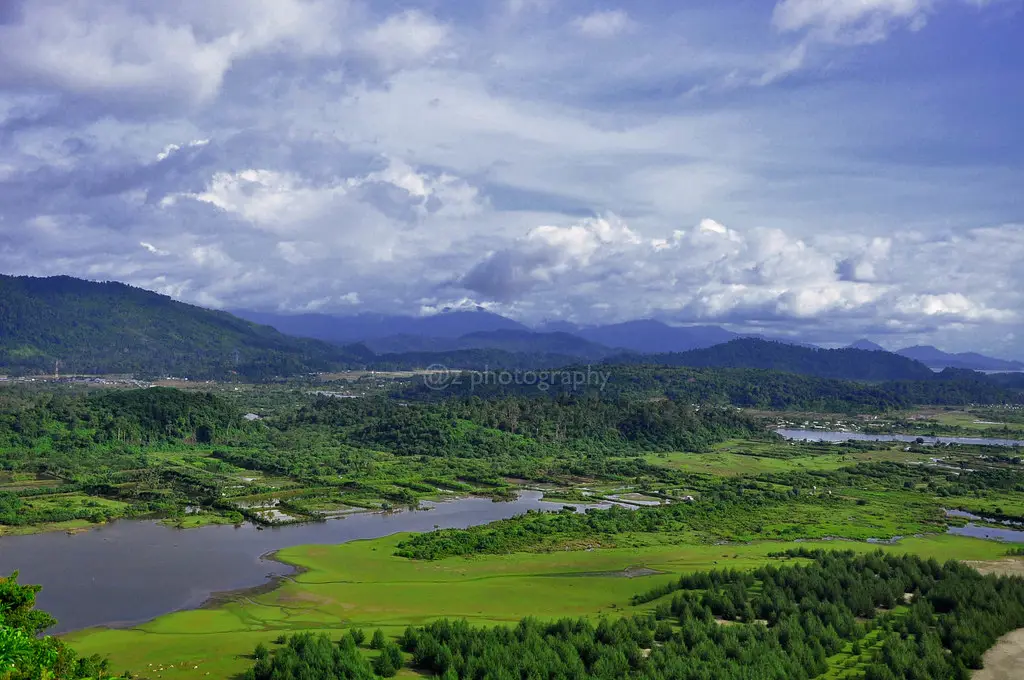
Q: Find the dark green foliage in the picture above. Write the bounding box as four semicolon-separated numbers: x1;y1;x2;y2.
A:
372;643;402;677
370;629;387;650
297;394;763;456
243;632;376;680
400;365;1024;411
0;387;250;526
616;338;936;380
0;274;368;379
1;573;112;680
398;551;1024;680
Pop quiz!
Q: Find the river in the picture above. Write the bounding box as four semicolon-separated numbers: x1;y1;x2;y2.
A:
0;492;604;634
777;429;1024;448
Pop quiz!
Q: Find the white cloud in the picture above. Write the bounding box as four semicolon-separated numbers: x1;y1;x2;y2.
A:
139;241;169;256
773;0;932;43
771;0;1007;44
0;0;345;109
455;216;1022;336
0;0;1021;355
157;139;209;161
571;10;633;38
358;10;449;69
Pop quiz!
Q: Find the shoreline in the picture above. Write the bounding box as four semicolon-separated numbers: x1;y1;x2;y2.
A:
0;491;503;540
198;549;307;610
53;550;309;636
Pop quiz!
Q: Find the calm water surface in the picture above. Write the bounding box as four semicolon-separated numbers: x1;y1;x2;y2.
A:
777;429;1024;448
0;492;599;633
944;508;1024;543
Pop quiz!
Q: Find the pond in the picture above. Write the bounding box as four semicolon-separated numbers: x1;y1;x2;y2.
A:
0;492;604;634
777;429;1024;448
944;509;1024;543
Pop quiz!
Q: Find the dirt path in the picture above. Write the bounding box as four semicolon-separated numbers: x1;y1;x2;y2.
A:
973;628;1024;680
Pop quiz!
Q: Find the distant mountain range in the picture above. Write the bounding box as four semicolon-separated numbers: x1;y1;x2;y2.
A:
3;274;1021;381
233;311;745;355
611;338;936;381
894;346;1024;372
845;340;1023;372
365;329;618;361
233;309;529;344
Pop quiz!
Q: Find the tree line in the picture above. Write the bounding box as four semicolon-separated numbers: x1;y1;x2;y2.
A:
399;365;1024;412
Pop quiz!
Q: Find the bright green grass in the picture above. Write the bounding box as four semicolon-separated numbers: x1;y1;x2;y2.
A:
920;409;1022;432
0;518;96;537
946;493;1024;519
65;533;1010;680
642;448;929;477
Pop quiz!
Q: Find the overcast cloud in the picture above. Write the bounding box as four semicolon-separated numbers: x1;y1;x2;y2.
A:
0;0;1022;356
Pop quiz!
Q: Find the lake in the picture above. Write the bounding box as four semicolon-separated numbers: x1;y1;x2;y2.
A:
777;429;1024;448
0;492;604;634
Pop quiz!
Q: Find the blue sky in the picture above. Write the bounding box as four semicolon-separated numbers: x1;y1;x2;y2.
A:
0;0;1022;355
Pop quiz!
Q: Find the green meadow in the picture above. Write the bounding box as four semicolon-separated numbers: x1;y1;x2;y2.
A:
66;532;1014;680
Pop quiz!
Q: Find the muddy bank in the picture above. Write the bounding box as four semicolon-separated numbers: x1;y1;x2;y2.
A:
199;550;308;609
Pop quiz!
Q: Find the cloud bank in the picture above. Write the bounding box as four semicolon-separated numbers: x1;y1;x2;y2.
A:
0;0;1021;355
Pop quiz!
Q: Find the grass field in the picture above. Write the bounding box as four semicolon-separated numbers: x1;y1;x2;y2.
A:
65;532;1013;680
642;444;929;477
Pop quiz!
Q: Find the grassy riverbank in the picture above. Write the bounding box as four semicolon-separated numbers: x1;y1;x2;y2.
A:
65;532;1015;680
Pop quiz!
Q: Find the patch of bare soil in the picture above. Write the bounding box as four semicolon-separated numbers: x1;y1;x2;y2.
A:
965;559;1024;577
973;628;1024;680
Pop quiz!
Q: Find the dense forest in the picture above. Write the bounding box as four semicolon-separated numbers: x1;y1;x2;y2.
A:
294;394;763;455
0;275;370;379
245;550;1024;680
608;338;937;381
399;364;1024;411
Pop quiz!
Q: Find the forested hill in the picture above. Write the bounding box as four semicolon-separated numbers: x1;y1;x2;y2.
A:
400;365;1024;411
0;275;370;379
608;338;936;381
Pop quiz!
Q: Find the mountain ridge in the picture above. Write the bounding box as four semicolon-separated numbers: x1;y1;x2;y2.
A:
896;345;1024;372
608;338;937;381
0;274;369;379
4;274;1019;381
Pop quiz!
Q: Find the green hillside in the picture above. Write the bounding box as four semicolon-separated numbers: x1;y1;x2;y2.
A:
615;338;936;381
0;275;369;379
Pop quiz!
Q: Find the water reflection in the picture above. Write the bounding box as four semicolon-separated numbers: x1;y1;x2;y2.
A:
777;429;1024;448
0;492;601;633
